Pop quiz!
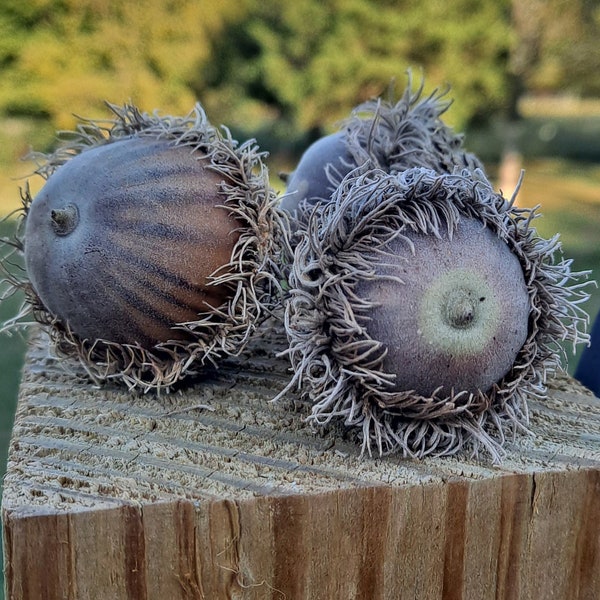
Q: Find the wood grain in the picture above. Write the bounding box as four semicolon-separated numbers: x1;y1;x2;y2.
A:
3;326;600;599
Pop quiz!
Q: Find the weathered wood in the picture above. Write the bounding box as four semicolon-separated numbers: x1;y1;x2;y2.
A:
3;326;600;599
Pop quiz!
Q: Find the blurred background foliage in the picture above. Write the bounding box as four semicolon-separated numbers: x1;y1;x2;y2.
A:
0;0;598;162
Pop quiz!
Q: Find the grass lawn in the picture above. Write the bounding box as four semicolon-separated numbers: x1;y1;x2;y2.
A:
0;219;26;474
516;159;600;370
0;218;27;600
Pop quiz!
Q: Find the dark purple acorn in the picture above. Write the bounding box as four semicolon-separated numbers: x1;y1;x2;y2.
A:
280;132;355;216
4;103;288;390
280;75;483;221
281;167;591;461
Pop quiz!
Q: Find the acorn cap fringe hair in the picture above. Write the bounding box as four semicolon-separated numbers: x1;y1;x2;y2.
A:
343;77;484;175
280;166;591;462
293;74;484;225
1;103;290;392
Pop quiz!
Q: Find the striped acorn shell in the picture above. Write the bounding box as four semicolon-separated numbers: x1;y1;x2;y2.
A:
25;136;239;347
7;103;290;391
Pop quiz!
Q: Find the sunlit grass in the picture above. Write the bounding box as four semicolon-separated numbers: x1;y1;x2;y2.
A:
0;219;26;458
493;158;600;373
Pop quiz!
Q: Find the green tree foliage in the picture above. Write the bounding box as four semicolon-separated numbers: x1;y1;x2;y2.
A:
195;0;512;135
507;0;600;102
0;0;237;130
0;0;598;155
546;1;600;97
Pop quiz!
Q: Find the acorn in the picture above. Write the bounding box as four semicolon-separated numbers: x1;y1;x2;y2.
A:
281;75;483;221
3;103;289;390
280;131;354;216
280;166;591;461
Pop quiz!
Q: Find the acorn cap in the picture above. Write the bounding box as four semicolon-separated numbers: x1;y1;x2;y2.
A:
281;73;483;224
344;75;484;175
281;166;591;461
2;103;290;391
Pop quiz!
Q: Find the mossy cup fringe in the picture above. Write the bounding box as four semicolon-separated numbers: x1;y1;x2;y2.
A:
1;103;291;392
287;73;484;225
279;166;591;462
343;75;484;175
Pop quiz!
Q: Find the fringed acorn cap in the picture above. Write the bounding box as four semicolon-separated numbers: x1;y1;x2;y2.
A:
343;76;483;175
282;74;483;220
280;166;590;462
2;103;290;391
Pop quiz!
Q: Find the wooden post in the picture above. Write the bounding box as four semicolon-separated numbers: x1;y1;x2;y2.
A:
3;329;600;599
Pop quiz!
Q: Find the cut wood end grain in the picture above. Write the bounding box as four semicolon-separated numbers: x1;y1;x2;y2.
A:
3;326;600;600
3;326;600;514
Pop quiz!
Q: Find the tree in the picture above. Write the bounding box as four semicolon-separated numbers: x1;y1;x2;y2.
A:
498;0;597;194
553;1;600;97
0;0;238;130
194;0;512;139
0;0;598;163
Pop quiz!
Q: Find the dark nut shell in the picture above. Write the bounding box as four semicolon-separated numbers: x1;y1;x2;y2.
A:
355;218;530;397
281;132;355;216
25;137;240;347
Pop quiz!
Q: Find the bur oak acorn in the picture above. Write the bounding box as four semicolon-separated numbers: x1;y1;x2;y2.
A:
281;167;591;461
278;76;590;461
4;103;289;390
281;75;482;221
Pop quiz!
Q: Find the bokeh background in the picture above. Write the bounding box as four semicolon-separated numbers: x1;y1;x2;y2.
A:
1;0;600;594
